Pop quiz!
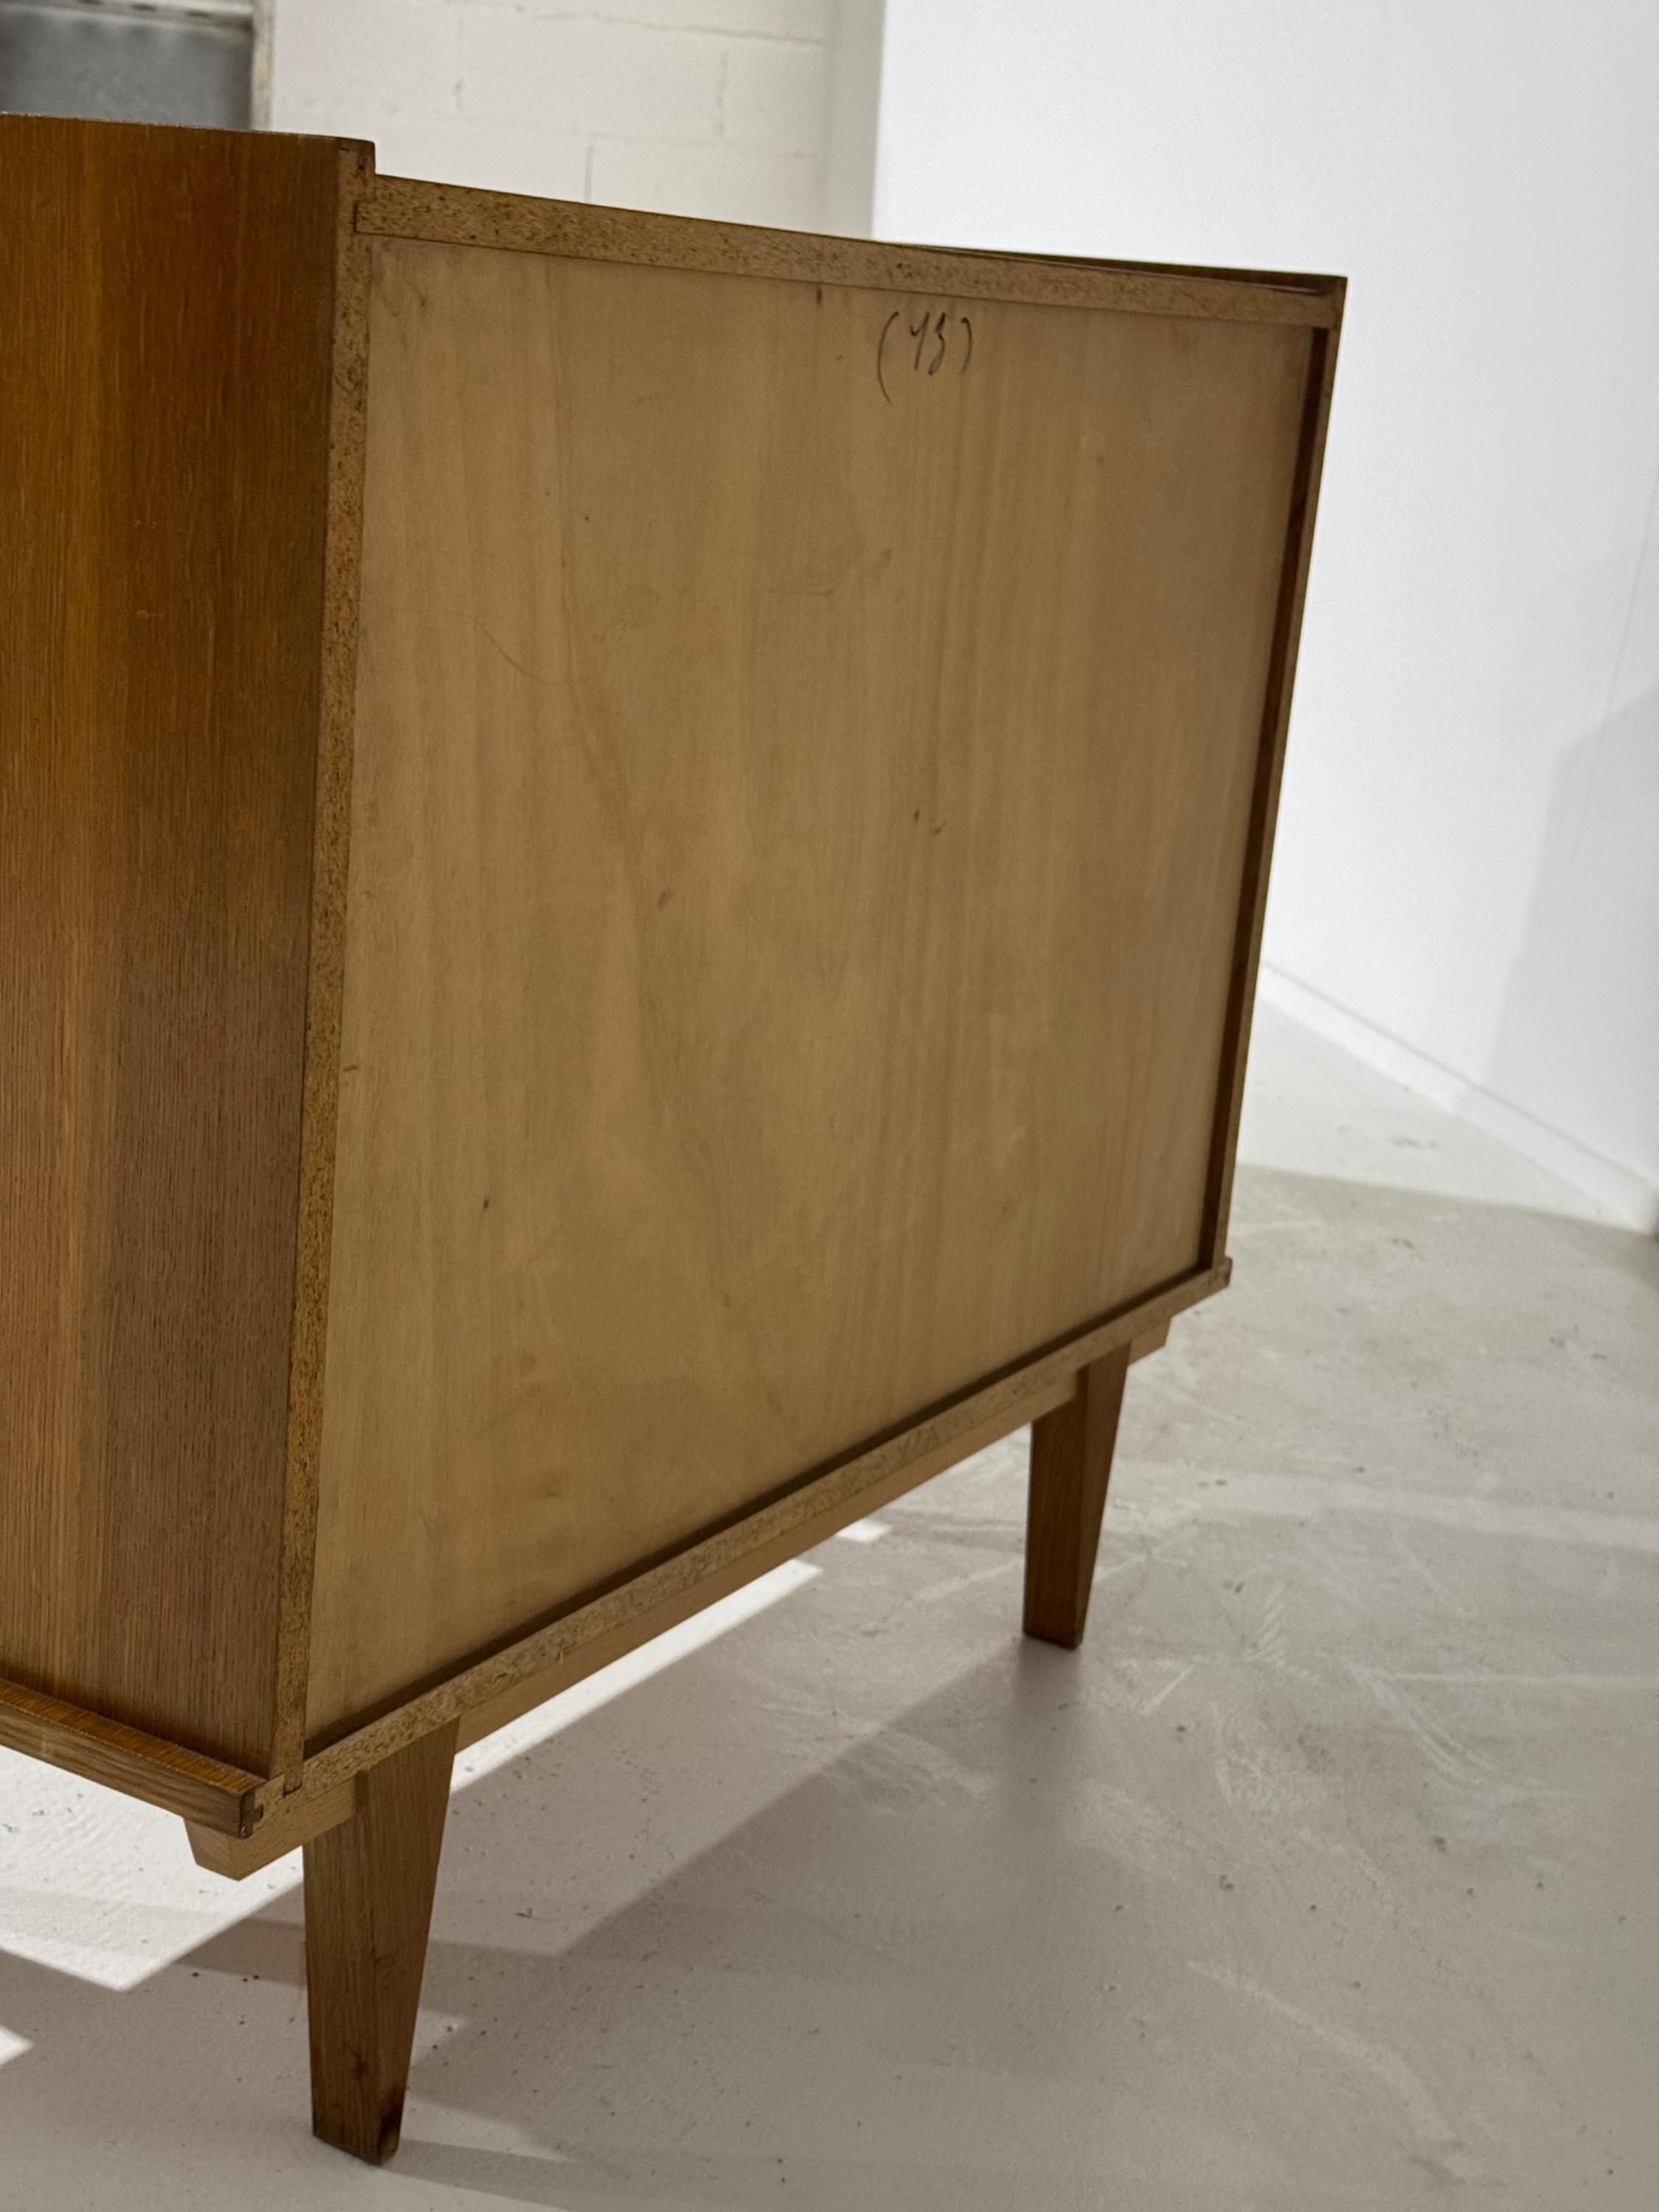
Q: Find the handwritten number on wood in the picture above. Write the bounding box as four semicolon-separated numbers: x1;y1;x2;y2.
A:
878;307;974;403
877;310;898;399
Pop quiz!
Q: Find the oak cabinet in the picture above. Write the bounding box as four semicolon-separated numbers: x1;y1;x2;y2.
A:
0;114;1340;2160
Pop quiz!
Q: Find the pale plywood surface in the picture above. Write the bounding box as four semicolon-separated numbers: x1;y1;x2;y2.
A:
302;1262;1224;1789
307;236;1310;1736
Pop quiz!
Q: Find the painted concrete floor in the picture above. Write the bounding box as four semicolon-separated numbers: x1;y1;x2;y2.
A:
1;1003;1654;2211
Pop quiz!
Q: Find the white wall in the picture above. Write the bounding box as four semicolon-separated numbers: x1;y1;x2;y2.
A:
270;0;838;227
875;1;1659;1228
821;0;885;233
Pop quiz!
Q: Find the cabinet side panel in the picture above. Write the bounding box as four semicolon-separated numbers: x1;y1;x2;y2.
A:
0;118;340;1772
309;236;1311;1738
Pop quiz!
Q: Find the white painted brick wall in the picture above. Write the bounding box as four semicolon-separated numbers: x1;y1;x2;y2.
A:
271;0;837;228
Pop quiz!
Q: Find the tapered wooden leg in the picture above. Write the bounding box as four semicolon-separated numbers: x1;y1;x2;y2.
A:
303;1723;457;2164
1023;1344;1132;1648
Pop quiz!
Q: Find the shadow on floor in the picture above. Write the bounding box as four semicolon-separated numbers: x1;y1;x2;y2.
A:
1;1170;1655;2211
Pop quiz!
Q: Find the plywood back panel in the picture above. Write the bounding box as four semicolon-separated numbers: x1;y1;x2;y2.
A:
307;232;1312;1736
0;118;344;1770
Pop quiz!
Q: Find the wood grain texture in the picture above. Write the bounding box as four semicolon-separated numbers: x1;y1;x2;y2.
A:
304;1265;1225;1784
305;1725;456;2164
0;1674;260;1834
305;231;1310;1737
0;116;344;1771
1201;319;1343;1263
217;1368;1074;1857
188;1775;356;1879
303;233;1310;1734
271;139;377;1787
449;1369;1076;1751
360;174;1343;327
1023;1344;1133;1648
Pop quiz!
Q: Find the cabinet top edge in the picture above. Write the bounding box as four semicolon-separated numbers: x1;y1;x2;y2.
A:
0;109;369;158
361;171;1345;329
0;114;1340;329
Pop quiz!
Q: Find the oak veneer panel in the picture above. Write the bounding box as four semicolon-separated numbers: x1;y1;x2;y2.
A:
0;118;344;1770
0;1674;262;1834
307;236;1312;1737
